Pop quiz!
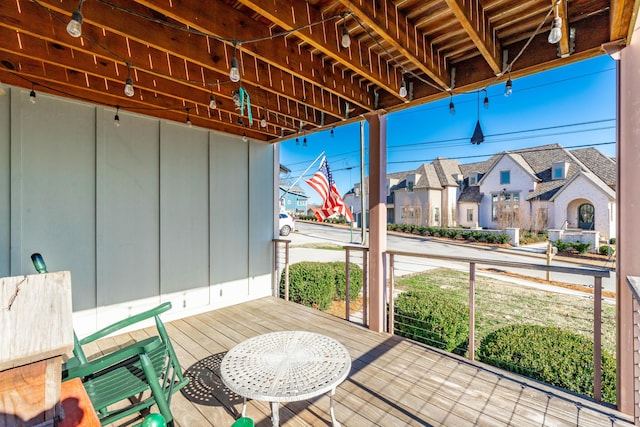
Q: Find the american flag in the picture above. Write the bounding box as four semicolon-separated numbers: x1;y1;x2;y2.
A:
305;157;354;222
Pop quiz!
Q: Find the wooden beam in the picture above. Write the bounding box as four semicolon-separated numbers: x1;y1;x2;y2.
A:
25;0;352;125
337;0;450;89
553;0;571;58
610;0;640;42
235;0;405;101
125;0;373;113
442;0;503;75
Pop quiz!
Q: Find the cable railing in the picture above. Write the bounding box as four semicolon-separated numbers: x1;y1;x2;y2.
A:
386;249;611;403
626;276;640;425
272;239;290;300
344;245;368;326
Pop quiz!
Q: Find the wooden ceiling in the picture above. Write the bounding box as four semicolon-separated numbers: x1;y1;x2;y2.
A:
0;0;636;142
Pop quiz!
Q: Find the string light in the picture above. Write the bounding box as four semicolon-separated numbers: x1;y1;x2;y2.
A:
114;106;120;126
30;85;37;104
341;22;351;48
448;94;455;116
186;108;192;127
260;115;267;128
66;0;85;38
399;79;407;98
295;137;299;146
504;76;513;97
483;89;489;109
208;94;217;109
548;1;563;44
242;132;248;142
303;136;307;148
331;126;335;137
229;42;241;83
124;63;135;97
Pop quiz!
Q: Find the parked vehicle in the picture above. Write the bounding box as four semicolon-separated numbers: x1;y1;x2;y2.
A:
279;213;295;236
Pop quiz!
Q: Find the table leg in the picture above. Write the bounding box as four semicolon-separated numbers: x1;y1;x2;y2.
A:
329;387;340;427
241;397;247;417
271;402;280;427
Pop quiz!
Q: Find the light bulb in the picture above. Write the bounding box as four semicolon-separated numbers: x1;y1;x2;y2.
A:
504;78;513;97
341;26;351;48
303;137;307;148
114;113;120;127
30;89;36;104
242;133;248;142
399;80;407;98
548;17;563;44
124;77;134;97
66;10;83;38
209;95;217;109
449;100;455;116
229;57;240;82
186;117;192;127
483;95;489;109
260;116;267;128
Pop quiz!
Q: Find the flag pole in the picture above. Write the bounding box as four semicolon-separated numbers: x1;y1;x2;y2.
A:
281;151;325;204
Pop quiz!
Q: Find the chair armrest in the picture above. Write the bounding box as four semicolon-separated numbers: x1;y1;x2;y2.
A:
78;303;172;345
63;336;163;381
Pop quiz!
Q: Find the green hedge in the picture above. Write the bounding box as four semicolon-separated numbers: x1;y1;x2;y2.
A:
553;239;591;254
331;262;363;301
477;324;616;404
280;262;335;310
387;224;510;245
281;261;364;310
393;289;469;354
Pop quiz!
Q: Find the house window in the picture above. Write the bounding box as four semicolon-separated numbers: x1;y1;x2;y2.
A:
500;170;510;185
434;207;440;225
491;192;520;222
466;209;473;222
553;167;563;179
407;181;414;192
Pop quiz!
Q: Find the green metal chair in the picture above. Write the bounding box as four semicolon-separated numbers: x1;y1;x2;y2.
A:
31;253;189;426
231;417;255;427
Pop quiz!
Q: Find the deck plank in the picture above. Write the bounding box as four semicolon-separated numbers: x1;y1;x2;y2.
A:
104;297;632;427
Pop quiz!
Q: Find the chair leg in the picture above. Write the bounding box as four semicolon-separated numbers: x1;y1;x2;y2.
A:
140;353;174;424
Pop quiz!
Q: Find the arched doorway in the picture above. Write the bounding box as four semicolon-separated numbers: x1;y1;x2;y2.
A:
578;203;595;230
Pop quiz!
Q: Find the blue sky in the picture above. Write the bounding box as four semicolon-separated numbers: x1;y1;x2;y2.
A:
279;55;617;206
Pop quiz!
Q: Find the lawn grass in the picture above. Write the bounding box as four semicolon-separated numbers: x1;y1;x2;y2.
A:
394;268;616;354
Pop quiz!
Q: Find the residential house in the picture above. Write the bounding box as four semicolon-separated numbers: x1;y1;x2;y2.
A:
279;185;309;215
458;144;616;240
349;143;616;241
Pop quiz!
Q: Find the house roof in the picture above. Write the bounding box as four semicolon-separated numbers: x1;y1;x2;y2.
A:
550;170;616;201
279;185;308;198
433;158;464;186
458;186;483;203
415;164;443;189
570;147;617;187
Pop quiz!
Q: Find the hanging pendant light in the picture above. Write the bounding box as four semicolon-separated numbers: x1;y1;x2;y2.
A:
66;1;85;38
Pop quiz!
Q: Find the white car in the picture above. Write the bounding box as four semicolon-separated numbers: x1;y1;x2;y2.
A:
279;213;295;236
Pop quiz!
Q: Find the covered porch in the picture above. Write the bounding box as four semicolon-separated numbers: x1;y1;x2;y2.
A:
115;297;632;426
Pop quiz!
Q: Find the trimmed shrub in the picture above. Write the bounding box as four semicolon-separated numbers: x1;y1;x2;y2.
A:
571;242;591;254
552;239;571;252
280;262;335;310
599;245;614;256
331;262;363;301
394;288;469;354
477;324;616;404
609;237;617;244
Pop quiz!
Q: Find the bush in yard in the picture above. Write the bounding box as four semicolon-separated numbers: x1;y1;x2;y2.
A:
331;262;363;301
570;242;591;254
477;324;616;404
280;262;335;310
599;245;614;256
393;289;469;354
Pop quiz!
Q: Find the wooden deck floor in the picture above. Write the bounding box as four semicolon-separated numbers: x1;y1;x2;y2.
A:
102;297;633;427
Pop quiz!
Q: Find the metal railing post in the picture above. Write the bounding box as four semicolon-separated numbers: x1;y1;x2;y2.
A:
593;275;602;402
273;240;279;298
363;250;368;327
284;240;290;302
469;262;476;361
388;253;395;335
345;248;351;321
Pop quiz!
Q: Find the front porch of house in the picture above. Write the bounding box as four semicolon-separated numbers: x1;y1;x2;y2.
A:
109;297;632;427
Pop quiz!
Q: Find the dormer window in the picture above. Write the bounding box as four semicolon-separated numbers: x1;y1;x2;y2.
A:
552;161;569;180
500;170;511;185
405;173;420;192
468;172;479;186
407;181;414;192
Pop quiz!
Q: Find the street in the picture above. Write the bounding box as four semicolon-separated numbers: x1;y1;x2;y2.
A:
286;221;616;293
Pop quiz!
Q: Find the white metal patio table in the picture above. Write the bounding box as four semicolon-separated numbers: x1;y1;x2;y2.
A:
220;330;352;427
